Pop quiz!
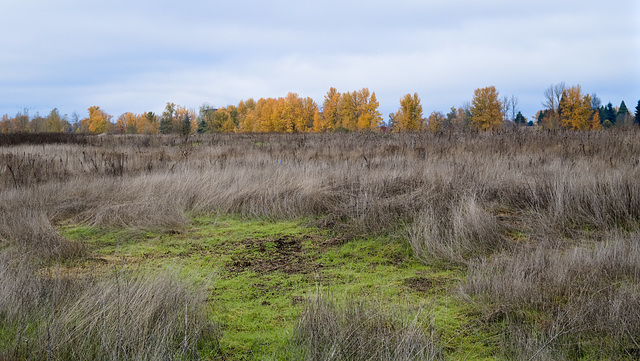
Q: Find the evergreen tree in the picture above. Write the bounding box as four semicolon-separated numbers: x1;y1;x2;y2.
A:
160;102;176;134
635;100;640;126
604;102;616;125
618;101;629;116
159;118;172;134
180;113;191;137
197;119;207;133
514;111;526;125
616;100;632;126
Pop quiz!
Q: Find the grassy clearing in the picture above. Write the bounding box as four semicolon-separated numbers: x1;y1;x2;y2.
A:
60;215;494;360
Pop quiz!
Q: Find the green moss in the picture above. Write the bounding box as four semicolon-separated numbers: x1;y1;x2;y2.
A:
56;215;500;360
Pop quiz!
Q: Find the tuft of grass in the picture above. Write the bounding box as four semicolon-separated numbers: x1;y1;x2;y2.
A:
290;295;444;361
0;253;221;360
408;195;506;263
463;231;640;359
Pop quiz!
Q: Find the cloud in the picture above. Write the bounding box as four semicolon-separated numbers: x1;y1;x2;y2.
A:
1;0;638;119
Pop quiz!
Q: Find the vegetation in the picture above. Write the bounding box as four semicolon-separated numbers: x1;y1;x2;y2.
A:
1;130;640;359
1;84;638;135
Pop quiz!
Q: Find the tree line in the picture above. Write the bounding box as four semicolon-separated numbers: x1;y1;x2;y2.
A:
1;85;638;135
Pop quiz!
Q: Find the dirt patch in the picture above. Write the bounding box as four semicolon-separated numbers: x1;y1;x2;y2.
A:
405;277;434;293
227;235;321;274
405;275;452;294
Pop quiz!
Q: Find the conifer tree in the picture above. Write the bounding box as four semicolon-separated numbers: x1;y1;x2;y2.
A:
604;102;616;125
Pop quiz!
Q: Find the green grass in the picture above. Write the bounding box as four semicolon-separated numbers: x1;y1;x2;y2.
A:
59;215;499;360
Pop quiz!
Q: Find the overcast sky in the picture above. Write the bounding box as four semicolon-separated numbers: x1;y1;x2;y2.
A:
1;0;639;122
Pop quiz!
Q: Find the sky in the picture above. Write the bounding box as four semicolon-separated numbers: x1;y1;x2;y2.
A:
1;0;639;123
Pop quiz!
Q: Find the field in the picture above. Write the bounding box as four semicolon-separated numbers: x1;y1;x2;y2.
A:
1;130;640;360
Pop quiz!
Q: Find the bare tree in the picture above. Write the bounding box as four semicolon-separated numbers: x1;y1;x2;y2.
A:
554;82;566;109
509;95;519;122
502;96;511;122
542;82;566;112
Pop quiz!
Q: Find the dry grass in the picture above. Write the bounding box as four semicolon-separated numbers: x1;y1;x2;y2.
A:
0;254;220;360
463;232;640;358
290;294;443;361
2;130;640;359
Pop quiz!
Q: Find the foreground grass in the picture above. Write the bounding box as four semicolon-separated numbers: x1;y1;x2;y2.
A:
60;215;496;360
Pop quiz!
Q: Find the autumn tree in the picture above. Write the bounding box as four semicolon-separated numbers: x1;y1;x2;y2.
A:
300;97;318;132
86;106;111;134
198;104;216;133
320;87;340;132
558;85;592;130
426;111;446;132
160;102;176;134
236;99;255;132
449;105;472;131
589;110;602;130
29;113;48;133
46;108;64;133
115;114;126;134
338;92;357;130
239;98;258;132
354;88;382;131
282;92;304;132
212;106;238;133
115;112;140;134
393;93;423;132
0;114;9;133
11;110;30;133
471;86;503;131
174;105;197;134
139;112;158;134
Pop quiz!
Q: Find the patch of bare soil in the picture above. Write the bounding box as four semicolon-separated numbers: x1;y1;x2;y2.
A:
227;235;321;274
404;275;451;294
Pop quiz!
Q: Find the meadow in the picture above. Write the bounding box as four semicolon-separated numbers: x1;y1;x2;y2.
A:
1;129;640;360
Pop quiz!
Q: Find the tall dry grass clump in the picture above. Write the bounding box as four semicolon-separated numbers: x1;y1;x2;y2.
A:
291;295;443;361
0;199;86;259
463;231;640;358
0;255;220;360
409;195;506;263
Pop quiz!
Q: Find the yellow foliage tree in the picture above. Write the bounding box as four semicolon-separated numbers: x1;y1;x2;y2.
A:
116;112;141;134
138;112;159;134
393;93;423;132
471;86;503;131
338;92;357;130
589;110;602;130
426;111;446;132
355;88;382;131
300;97;318;132
321;87;340;132
87;106;112;134
559;85;592;130
174;106;197;134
